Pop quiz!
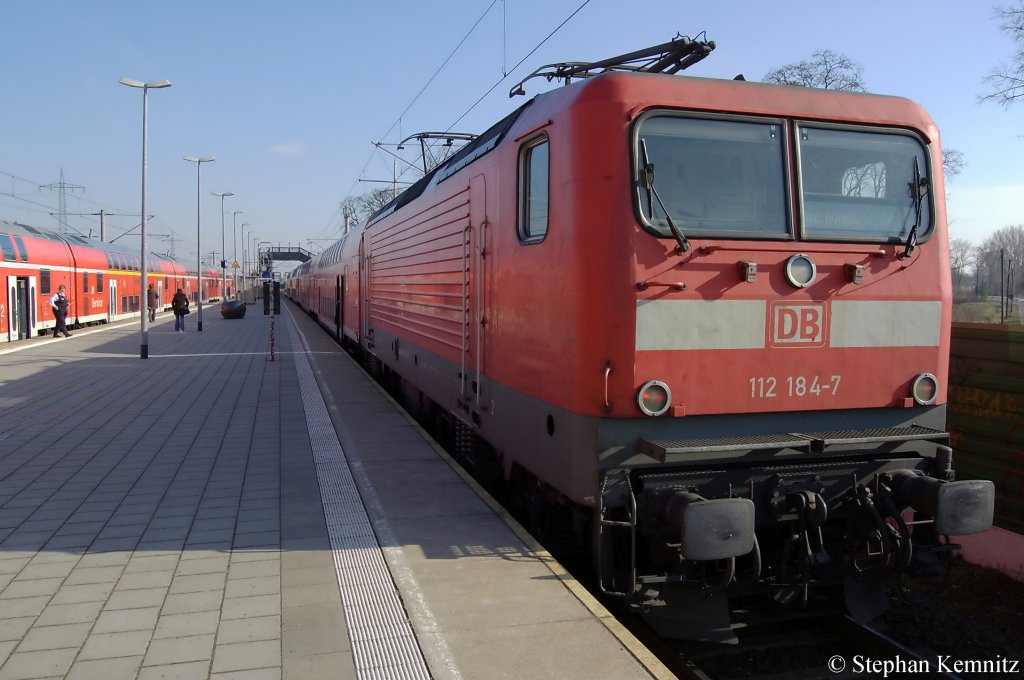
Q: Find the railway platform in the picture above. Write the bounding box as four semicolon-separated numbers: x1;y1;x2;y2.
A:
0;301;667;679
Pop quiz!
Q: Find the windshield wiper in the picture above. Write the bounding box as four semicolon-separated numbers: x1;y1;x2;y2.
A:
902;156;928;258
640;138;690;254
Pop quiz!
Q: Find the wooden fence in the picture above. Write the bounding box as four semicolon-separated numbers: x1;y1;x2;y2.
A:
948;323;1024;533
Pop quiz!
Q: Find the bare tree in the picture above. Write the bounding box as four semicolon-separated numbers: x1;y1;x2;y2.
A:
950;237;975;293
763;50;866;91
339;195;363;232
339;188;398;227
942;148;967;182
981;3;1024;106
765;51;965;182
977;225;1024;297
359;188;396;217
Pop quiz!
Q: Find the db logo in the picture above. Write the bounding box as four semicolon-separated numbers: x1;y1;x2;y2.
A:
771;302;827;347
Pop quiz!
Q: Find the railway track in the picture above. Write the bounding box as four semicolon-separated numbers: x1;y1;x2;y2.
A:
659;615;963;680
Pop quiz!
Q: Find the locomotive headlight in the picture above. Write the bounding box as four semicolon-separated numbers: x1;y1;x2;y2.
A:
638;380;671;416
785;254;817;288
911;373;939;405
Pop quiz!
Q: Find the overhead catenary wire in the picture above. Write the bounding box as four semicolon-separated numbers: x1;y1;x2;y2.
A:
344;0;503;201
324;0;596;249
347;0;592;207
445;0;593;132
389;0;501;140
404;0;593;179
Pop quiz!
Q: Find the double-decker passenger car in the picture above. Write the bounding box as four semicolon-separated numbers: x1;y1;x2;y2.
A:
2;220;222;341
289;38;994;639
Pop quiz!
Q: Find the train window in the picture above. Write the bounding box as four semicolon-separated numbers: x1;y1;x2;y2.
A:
635;114;789;239
40;269;51;294
13;235;28;262
96;273;104;289
518;135;549;243
797;125;932;243
83;272;89;293
0;234;15;261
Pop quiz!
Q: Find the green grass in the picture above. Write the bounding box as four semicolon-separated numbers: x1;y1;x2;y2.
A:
953;301;1011;324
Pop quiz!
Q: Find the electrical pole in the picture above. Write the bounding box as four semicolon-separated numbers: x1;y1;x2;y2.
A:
66;210;143;242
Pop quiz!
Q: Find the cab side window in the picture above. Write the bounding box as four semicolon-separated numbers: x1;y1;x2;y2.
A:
518;135;549;243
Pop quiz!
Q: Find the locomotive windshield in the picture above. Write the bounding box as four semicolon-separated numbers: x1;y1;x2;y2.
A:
797;125;931;242
635;115;790;238
634;114;933;244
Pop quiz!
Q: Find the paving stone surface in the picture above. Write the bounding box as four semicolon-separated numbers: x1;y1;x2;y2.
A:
0;302;661;680
0;309;344;679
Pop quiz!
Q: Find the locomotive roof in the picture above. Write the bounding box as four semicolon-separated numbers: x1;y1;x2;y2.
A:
365;69;935;229
366;103;532;227
1;219;183;263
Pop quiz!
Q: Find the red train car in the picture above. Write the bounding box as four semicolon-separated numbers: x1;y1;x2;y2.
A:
290;39;994;638
2;220;221;341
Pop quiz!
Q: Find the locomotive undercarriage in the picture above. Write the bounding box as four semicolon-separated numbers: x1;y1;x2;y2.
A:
597;430;995;641
319;322;994;642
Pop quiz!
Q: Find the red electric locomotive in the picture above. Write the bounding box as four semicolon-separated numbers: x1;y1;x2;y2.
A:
2;220;222;341
290;38;994;639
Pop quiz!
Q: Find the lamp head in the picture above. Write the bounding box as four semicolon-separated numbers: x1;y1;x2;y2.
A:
120;78;172;89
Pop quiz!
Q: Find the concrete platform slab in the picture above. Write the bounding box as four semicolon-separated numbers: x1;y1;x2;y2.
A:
0;302;667;679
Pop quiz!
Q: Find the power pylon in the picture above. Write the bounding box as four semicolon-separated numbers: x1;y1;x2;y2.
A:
40;169;84;235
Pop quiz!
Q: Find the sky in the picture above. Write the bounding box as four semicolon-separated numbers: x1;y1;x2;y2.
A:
1;0;1021;271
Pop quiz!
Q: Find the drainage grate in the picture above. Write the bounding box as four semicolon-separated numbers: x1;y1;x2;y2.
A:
289;323;432;680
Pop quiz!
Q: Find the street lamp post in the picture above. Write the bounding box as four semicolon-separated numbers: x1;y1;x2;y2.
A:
120;77;171;360
240;223;250;302
212;191;233;300
183;156;215;331
232;210;243;299
251;234;260;300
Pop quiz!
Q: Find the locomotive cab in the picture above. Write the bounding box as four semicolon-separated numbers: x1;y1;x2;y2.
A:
573;73;997;638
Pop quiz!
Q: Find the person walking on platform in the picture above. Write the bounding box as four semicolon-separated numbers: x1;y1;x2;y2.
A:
147;284;159;322
48;284;72;338
171;288;190;333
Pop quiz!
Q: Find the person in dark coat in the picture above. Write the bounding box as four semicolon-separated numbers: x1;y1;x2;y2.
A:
48;284;72;338
171;288;190;333
147;284;159;322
